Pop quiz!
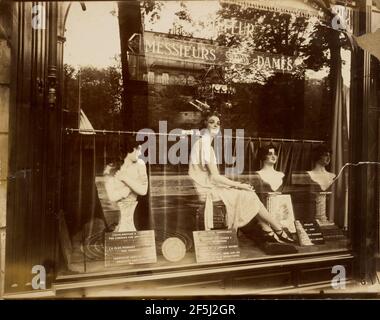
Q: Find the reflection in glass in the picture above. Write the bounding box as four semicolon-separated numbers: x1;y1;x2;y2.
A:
59;1;353;275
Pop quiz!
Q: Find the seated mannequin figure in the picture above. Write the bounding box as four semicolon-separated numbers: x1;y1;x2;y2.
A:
256;145;285;193
188;109;295;245
307;145;336;192
104;137;148;232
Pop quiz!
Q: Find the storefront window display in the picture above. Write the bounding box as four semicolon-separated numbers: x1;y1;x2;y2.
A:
60;0;353;276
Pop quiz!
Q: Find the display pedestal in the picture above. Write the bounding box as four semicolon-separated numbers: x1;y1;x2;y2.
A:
312;192;334;226
195;200;228;231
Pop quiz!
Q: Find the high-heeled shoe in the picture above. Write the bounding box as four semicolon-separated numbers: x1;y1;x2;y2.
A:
261;230;282;243
274;229;295;244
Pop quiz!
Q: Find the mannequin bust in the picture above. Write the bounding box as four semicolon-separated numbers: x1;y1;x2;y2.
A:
307;145;336;191
256;145;285;192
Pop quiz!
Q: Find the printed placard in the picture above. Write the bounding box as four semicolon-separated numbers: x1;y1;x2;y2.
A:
301;221;325;245
105;230;157;267
193;230;240;263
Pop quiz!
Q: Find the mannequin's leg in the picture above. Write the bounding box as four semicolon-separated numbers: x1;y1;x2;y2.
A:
256;203;283;231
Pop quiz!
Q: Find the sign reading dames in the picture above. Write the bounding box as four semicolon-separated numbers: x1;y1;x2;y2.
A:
105;230;157;267
193;230;240;263
141;31;298;73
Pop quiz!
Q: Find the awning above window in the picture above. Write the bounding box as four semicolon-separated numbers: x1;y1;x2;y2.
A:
220;0;322;18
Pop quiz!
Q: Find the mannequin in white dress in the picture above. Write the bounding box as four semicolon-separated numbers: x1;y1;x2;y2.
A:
188;110;294;244
307;145;336;191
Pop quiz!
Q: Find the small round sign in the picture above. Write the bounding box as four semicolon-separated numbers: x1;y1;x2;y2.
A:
162;237;186;262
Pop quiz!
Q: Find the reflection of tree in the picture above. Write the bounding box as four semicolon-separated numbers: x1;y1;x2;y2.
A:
143;0;194;36
140;1;338;81
216;4;309;53
216;4;320;83
64;57;123;130
170;1;193;36
141;0;164;23
213;3;338;139
124;1;345;139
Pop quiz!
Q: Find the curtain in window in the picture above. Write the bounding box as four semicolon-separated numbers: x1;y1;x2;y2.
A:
329;67;350;228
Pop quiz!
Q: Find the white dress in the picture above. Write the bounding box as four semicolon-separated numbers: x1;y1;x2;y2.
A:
189;134;263;230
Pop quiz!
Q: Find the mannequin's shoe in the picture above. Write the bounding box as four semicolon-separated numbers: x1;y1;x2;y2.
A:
261;230;282;243
274;228;295;244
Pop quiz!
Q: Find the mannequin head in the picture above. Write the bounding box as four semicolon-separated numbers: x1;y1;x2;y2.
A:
257;145;283;191
124;135;142;163
258;145;278;167
312;145;332;168
308;145;335;191
201;109;222;137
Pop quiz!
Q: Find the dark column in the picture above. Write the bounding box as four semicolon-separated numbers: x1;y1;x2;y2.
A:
118;1;149;131
4;1;63;293
351;0;378;285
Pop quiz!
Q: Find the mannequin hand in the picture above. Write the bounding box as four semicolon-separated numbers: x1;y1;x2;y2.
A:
238;183;255;191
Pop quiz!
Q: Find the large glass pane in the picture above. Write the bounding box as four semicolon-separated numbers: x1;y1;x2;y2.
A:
60;0;352;276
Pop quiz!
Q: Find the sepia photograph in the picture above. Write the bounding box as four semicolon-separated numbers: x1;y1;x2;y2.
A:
0;0;380;301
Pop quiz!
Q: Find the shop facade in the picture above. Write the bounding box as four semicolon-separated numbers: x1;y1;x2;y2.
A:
0;0;380;298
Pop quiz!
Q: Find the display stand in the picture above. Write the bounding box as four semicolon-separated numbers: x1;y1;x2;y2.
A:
312;192;334;226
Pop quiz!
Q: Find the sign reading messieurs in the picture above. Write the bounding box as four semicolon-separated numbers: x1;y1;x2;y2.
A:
142;32;297;73
144;32;218;64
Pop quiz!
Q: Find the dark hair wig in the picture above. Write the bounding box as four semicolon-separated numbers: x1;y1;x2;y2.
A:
257;144;278;162
312;144;332;164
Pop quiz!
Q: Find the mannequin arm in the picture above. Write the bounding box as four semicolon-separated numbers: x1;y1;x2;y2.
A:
117;164;148;196
206;161;248;189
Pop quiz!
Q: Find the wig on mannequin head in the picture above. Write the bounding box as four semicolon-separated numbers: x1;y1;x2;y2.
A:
199;108;222;130
125;134;141;154
114;134;141;167
257;144;278;162
311;144;332;165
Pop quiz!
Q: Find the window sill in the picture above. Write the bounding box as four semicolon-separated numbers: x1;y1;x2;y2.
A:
54;249;354;294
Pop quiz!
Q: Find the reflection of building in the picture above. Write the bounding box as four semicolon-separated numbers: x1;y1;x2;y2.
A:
127;30;302;134
1;0;380;298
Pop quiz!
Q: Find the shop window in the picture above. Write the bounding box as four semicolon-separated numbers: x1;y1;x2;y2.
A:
60;1;353;276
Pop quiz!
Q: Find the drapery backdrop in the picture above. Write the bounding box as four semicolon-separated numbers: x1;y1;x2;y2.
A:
329;42;351;229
